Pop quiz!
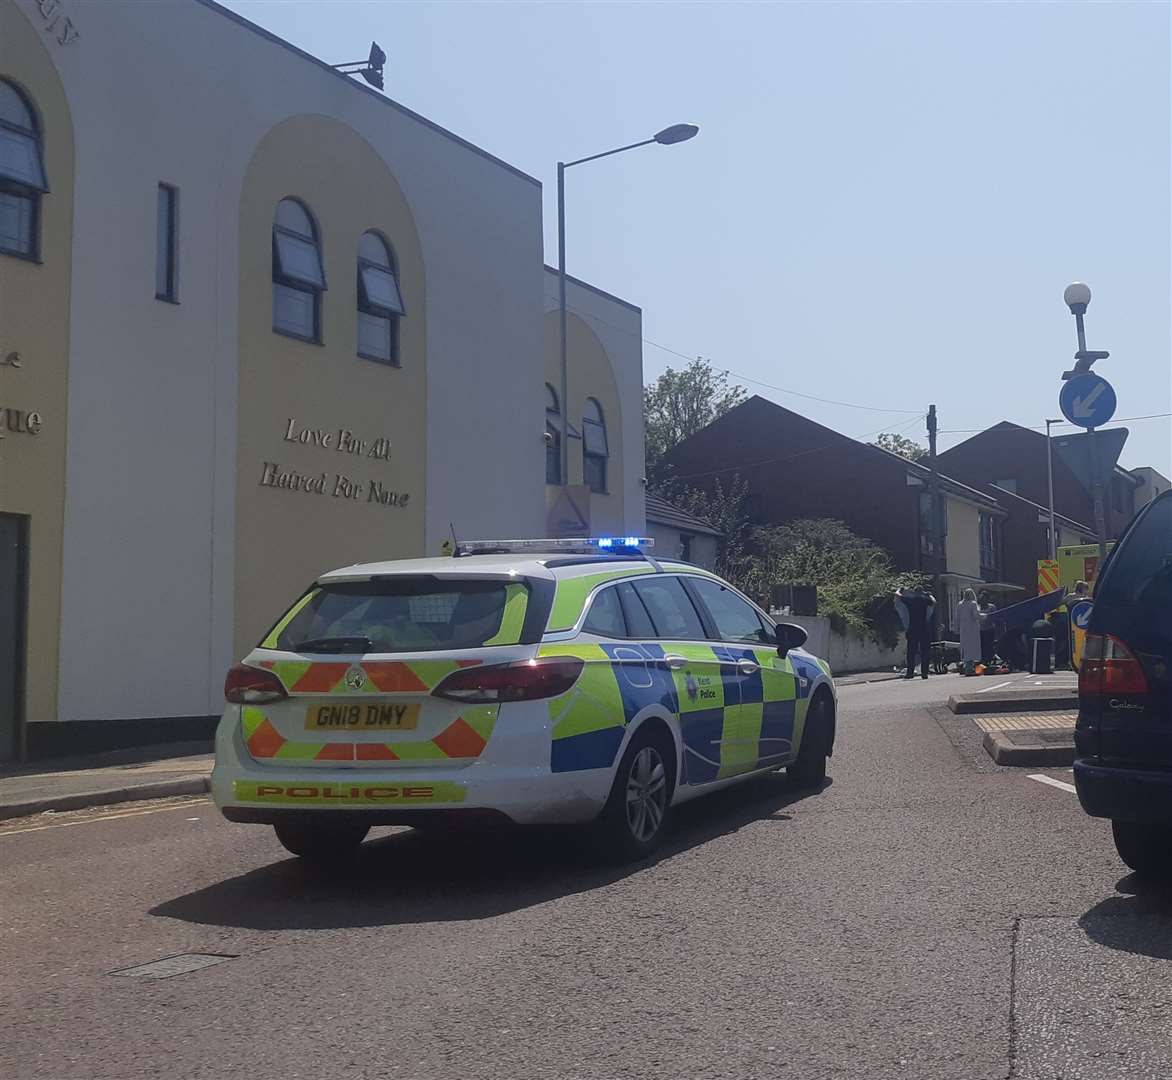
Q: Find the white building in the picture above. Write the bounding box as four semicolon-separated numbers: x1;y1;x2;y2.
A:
0;0;645;759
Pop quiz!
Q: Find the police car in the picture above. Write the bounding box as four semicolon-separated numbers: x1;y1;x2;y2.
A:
212;538;837;861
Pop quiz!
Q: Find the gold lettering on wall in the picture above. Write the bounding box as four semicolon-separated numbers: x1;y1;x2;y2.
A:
262;418;408;507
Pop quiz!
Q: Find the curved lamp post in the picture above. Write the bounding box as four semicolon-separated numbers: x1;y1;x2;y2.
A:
556;124;699;490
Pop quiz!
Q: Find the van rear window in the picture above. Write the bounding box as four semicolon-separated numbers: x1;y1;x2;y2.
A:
266;577;529;653
1098;497;1172;630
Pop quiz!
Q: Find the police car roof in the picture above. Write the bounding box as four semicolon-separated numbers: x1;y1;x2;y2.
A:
317;552;651;583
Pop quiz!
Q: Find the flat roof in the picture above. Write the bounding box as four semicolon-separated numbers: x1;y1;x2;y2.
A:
196;0;541;188
544;266;642;314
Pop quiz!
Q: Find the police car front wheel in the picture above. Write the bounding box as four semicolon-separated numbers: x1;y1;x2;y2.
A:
789;692;833;789
273;821;370;861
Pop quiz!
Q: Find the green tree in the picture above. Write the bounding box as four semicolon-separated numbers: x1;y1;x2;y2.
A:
643;358;745;485
742;519;925;640
657;474;753;587
871;432;927;462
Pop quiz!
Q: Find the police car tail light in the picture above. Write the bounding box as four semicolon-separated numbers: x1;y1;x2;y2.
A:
225;664;289;705
432;657;584;704
1079;633;1149;698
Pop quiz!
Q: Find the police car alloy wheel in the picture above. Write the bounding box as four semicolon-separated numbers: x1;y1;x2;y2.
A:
596;725;676;860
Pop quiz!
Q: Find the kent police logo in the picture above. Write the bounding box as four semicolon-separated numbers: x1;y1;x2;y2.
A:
685;673;699;702
344;666;367;691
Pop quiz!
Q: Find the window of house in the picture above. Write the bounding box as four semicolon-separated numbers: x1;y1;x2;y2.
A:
919;491;937;556
679;533;693;562
155;183;178;302
545;383;562;485
0;79;47;260
979;512;1000;573
582;397;608;493
357;230;404;364
272;198;325;341
994;478;1017;494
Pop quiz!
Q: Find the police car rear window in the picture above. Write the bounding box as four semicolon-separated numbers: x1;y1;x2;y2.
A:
268;577;529;653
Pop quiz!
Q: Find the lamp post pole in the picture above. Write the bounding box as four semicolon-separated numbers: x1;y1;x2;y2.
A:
556;124;699;492
1062;283;1110;566
557;162;568;488
1045;418;1060;559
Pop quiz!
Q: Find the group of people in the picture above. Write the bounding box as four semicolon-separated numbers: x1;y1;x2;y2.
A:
894;585;998;679
895;581;1090;678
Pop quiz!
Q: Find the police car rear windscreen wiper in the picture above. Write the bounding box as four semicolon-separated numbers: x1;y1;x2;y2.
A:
294;636;375;654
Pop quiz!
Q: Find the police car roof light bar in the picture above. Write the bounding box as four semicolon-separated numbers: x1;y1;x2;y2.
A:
454;537;654;557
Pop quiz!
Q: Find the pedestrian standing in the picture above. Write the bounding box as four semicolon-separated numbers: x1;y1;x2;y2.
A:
957;588;982;673
895;585;936;680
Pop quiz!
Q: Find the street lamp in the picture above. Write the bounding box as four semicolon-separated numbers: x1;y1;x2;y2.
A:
556;124;699;489
1061;281;1110;562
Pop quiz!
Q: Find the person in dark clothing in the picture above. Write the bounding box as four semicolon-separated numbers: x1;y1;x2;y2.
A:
978;592;998;664
895;586;936;679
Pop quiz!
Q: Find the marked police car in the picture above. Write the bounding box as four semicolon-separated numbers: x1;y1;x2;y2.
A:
212;538;837;861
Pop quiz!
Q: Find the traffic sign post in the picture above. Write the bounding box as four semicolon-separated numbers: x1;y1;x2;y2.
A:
1057;374;1117;566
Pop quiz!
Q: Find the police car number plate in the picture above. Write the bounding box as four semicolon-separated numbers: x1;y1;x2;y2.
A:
305;702;420;731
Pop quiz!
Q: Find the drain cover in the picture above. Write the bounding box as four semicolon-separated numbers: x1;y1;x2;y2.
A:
110;953;237;979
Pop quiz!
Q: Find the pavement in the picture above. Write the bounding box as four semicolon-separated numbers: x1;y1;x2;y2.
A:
0;744;213;820
3;676;1167;1080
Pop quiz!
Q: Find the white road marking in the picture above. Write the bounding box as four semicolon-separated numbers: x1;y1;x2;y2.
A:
1028;773;1077;794
0;797;211;837
976;680;1014;694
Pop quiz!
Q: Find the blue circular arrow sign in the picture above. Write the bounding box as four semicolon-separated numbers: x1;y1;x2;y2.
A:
1070;599;1094;631
1059;374;1116;429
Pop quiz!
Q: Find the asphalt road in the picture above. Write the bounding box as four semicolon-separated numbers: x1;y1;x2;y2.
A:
3;676;1170;1080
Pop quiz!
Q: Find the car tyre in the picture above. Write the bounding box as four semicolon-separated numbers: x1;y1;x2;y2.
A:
1111;819;1172;881
274;821;370;862
593;725;675;862
789;692;832;789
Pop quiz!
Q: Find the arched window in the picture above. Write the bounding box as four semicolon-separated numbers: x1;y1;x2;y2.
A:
356;230;404;365
272;197;325;341
0;79;48;260
582;397;608;493
545;383;562;485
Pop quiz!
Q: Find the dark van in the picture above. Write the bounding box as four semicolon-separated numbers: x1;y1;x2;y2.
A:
1074;489;1172;878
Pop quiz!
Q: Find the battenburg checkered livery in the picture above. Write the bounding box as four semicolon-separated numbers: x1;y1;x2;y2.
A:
212;538;837;861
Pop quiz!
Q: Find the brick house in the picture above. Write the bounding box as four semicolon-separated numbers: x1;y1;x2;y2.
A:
660;396;1012;633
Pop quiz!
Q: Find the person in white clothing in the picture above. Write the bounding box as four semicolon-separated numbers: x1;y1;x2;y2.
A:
957;588;982;673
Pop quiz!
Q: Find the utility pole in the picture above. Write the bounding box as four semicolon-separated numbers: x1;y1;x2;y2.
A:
927;404;943;628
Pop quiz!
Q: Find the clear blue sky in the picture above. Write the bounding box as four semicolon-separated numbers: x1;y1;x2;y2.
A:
223;0;1170;474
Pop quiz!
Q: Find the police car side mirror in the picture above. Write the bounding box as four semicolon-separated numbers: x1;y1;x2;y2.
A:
775;622;808;656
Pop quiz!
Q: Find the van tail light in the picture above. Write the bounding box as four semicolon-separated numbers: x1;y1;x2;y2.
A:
432;657;584;704
1079;633;1150;698
225;664;288;705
